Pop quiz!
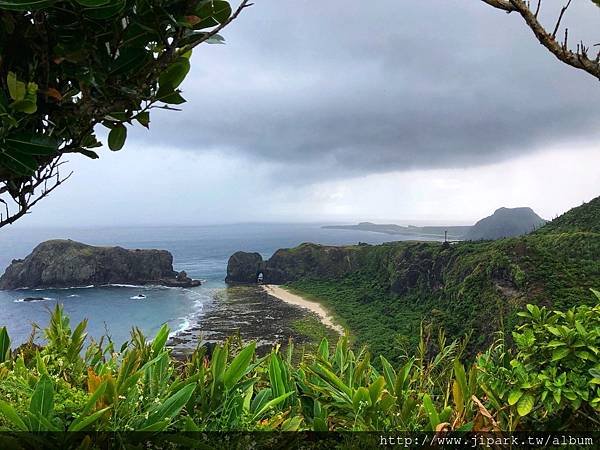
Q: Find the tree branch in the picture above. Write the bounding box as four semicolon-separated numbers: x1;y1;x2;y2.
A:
481;0;600;80
178;0;253;55
480;0;515;12
0;158;72;228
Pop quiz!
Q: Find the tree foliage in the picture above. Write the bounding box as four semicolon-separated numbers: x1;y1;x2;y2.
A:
0;0;249;227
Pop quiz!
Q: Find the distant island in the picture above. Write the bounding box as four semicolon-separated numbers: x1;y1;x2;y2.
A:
323;206;547;241
465;207;546;240
0;239;201;290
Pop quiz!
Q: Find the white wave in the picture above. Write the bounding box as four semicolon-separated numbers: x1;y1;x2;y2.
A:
130;295;147;300
170;317;191;337
14;297;54;303
102;283;145;289
28;285;95;291
167;292;209;339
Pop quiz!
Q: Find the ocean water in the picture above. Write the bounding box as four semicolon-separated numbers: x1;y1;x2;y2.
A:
0;223;440;348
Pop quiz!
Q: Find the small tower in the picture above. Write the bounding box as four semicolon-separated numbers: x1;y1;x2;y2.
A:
442;230;450;249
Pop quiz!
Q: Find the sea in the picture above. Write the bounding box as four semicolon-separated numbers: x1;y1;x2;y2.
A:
0;224;442;349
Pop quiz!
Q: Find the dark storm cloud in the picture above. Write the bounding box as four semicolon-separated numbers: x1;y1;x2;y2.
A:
131;0;600;178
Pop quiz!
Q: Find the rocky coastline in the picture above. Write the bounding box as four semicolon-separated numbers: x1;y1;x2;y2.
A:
0;239;201;290
225;243;361;285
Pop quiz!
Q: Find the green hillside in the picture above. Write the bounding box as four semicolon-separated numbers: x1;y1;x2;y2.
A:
287;196;600;363
537;196;600;234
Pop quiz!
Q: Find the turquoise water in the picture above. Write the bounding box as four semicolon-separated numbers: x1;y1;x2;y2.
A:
0;223;440;347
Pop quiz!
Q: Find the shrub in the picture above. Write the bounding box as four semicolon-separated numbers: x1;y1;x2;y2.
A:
0;295;597;435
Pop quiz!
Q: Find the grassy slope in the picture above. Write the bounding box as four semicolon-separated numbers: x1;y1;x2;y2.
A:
288;197;600;364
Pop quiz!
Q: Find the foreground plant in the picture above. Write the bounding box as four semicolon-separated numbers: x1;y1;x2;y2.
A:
478;290;600;430
0;293;598;433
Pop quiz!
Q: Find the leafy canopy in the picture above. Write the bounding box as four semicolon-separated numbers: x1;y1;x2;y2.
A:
0;0;244;225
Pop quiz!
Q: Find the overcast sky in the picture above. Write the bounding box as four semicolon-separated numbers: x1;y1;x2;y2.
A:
16;0;600;227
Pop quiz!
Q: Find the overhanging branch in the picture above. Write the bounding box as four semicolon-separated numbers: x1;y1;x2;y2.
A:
481;0;600;80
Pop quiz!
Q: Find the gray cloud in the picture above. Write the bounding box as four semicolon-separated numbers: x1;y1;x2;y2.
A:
129;0;600;179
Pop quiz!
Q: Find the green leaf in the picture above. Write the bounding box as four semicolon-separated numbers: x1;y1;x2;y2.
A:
158;58;190;96
68;407;110;431
110;48;148;75
368;376;385;404
108;124;127;151
0;327;10;363
379;356;397;396
281;415;303;431
7;72;25;101
517;394;535;416
211;0;232;23
508;389;523;406
546;326;562;337
453;359;469;402
223;342;255;390
0;150;38;175
105;112;129;122
352;386;371;412
143;383;196;429
182;416;202;432
575;350;593;360
136;111;150;128
0;400;28;431
151;324;170;355
311;363;352;399
452;380;464;415
195;0;231;26
250;388;272;414
11;100;37;114
422;394;440;429
5;133;58;155
317;338;329;361
268;352;287;399
252;391;293;420
78;149;100;159
439;406;452;423
29;375;54;431
158;91;186;105
210;344;227;394
551;347;570;362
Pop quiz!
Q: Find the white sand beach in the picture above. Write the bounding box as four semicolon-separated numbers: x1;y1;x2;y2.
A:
261;284;344;335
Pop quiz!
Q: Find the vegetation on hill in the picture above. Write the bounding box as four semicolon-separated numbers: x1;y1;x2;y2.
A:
537;197;600;234
0;300;597;439
287;197;600;363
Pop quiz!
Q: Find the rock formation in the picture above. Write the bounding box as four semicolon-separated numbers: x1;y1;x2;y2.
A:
226;243;361;284
0;239;201;289
225;251;264;284
465;207;546;241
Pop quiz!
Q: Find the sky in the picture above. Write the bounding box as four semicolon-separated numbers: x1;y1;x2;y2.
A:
15;0;600;227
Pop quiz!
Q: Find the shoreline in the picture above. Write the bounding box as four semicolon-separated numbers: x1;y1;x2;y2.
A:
261;284;343;335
